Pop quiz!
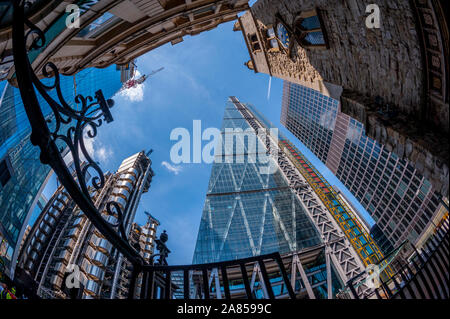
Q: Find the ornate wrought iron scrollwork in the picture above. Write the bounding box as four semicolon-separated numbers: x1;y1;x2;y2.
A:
11;0;144;266
22;15;114;199
105;202;128;240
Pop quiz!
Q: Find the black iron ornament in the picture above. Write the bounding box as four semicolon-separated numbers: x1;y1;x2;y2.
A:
9;1;299;300
11;0;144;266
151;230;171;266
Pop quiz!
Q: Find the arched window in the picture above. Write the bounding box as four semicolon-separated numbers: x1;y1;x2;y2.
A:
294;9;328;49
299;15;321;30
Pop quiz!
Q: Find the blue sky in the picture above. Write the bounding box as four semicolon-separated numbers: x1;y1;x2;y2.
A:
36;18;374;265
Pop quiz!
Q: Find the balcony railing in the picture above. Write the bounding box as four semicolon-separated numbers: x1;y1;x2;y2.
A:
131;252;295;300
344;219;449;299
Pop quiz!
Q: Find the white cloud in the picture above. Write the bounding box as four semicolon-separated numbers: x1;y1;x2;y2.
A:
96;145;113;162
73;133;113;164
161;161;182;175
118;70;145;102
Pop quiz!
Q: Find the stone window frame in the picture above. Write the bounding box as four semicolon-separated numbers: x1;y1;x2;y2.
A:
293;8;330;50
247;33;261;53
274;8;329;59
260;25;280;53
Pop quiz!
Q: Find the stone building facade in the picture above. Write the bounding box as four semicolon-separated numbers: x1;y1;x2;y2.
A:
235;0;448;195
1;0;249;83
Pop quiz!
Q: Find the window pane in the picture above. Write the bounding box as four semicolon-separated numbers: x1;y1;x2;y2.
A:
301;16;321;30
77;12;115;38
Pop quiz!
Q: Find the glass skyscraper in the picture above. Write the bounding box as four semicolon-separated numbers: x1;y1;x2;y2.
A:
196;96;385;262
280;82;338;164
281;81;445;253
0;65;125;276
192;97;392;298
193;99;322;264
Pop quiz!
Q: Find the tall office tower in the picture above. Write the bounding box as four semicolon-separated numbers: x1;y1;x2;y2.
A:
0;65;129;278
369;224;394;255
335;187;394;256
17;151;154;299
114;212;160;299
281;81;447;253
234;0;448;195
193;97;387;297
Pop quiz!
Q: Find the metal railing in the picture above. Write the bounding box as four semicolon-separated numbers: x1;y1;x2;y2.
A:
345;219;449;299
9;2;297;300
131;252;296;300
11;0;146;272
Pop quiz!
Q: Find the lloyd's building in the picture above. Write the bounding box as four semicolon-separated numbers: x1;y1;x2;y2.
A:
193;97;388;299
17;151;154;299
0;65;128;278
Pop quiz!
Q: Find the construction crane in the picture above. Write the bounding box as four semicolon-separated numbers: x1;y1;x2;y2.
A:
120;67;164;91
